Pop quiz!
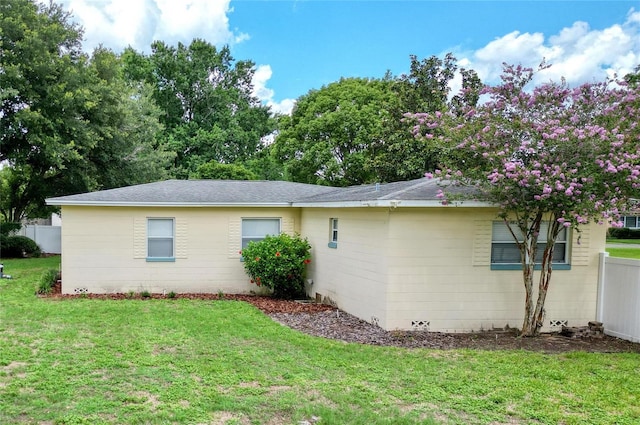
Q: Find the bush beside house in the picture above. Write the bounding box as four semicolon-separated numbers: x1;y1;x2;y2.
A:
241;233;311;299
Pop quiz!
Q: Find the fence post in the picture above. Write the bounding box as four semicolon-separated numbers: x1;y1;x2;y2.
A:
596;251;609;323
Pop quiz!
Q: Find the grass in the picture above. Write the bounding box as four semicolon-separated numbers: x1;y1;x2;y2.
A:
605;247;640;259
605;238;640;245
605;239;640;259
1;258;639;425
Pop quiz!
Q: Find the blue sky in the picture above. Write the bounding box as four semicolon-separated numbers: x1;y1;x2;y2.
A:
46;1;640;114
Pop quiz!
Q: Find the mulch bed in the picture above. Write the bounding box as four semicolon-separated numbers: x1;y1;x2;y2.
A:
47;289;640;353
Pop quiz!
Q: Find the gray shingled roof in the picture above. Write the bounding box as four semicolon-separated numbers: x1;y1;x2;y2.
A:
296;178;477;203
46;180;337;205
46;178;481;206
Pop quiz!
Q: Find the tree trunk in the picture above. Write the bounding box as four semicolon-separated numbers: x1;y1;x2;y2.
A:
515;214;543;337
532;249;553;335
530;220;562;335
521;219;561;337
520;260;536;336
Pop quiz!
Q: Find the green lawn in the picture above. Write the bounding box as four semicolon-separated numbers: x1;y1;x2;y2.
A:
606;247;640;259
605;239;640;259
1;258;639;425
606;238;640;245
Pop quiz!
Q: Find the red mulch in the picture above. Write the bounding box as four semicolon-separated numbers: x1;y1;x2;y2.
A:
45;285;640;353
48;288;334;314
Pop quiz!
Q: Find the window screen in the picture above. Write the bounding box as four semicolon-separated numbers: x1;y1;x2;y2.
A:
624;216;639;228
330;218;338;243
242;218;280;248
148;218;174;258
491;221;567;264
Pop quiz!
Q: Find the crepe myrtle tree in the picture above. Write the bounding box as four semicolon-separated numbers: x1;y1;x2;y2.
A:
408;63;640;336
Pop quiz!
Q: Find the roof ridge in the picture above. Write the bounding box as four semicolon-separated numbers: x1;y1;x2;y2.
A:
379;178;431;199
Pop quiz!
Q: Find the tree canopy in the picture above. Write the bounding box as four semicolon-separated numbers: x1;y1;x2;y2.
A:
370;54;482;182
272;55;482;186
408;64;640;336
122;40;275;178
1;0;88;221
194;161;257;181
272;77;394;186
0;0;171;221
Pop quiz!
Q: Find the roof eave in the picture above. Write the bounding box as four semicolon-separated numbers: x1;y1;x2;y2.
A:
46;200;293;208
292;200;494;208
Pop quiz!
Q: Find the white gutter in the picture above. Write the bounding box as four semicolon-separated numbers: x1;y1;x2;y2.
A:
46;199;494;209
292;200;494;208
45;200;293;208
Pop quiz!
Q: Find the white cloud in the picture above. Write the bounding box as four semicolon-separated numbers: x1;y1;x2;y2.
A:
42;0;290;114
456;7;640;88
252;65;296;115
45;0;247;53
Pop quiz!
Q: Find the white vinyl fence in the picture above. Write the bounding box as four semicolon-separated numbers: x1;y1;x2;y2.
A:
598;253;640;343
18;225;62;254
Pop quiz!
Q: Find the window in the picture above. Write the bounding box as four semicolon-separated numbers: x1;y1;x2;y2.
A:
491;221;568;269
328;218;338;248
241;218;280;248
623;216;640;228
147;218;174;259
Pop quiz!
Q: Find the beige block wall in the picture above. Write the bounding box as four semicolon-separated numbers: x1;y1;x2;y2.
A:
60;204;608;333
60;206;300;294
301;208;389;327
385;208;607;332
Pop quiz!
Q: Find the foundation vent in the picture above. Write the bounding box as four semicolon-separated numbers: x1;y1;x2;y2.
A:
549;319;568;330
411;320;430;331
73;287;88;294
370;317;380;327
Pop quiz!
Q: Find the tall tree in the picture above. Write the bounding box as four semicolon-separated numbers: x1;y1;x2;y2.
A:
122;40;275;178
408;64;640;336
625;65;640;86
271;55;481;186
1;0;92;221
194;161;257;180
82;48;173;189
272;77;395;186
0;0;170;221
370;54;482;182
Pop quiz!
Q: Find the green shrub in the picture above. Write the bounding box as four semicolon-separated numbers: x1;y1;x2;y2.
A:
37;269;59;294
608;227;640;239
241;233;311;299
0;221;21;235
1;235;41;258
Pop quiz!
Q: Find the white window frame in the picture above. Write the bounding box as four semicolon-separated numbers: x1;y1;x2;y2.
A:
490;221;569;269
623;215;640;229
328;218;338;248
241;218;281;249
331;218;338;242
147;218;175;260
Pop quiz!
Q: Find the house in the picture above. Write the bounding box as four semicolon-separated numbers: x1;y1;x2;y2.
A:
46;178;607;332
